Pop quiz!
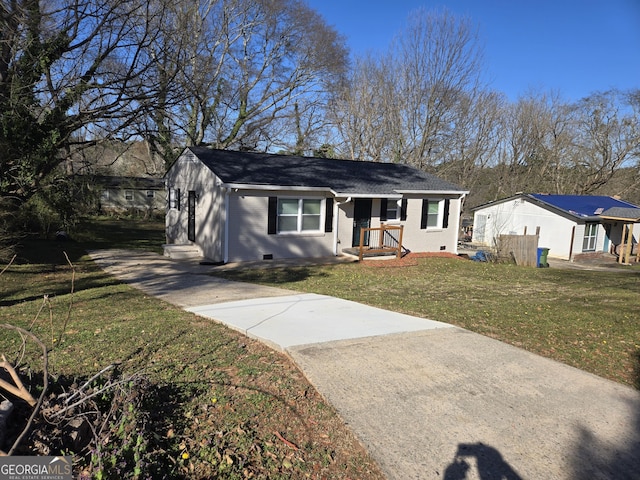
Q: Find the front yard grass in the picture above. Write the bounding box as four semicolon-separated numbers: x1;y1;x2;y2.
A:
0;219;384;479
215;257;640;389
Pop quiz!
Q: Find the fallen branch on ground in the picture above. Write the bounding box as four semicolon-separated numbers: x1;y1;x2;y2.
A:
0;324;49;456
274;431;300;450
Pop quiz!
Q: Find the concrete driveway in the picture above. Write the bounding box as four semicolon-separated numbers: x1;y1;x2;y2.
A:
90;249;640;480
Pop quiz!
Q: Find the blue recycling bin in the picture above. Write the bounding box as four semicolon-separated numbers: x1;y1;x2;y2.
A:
537;247;549;267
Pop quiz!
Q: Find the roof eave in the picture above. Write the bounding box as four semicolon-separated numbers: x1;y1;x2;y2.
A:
332;192;400;198
599;215;640;222
396;189;469;196
222;183;332;193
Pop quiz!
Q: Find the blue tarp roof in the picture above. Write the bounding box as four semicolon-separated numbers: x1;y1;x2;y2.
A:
529;194;639;218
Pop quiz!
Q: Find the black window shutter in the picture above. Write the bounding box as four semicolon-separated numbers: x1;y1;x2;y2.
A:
325;198;334;232
400;198;408;221
267;197;277;234
443;199;450;229
380;198;388;221
177;188;181;211
420;199;428;229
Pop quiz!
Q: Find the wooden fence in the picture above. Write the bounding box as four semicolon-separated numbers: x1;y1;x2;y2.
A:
358;225;404;261
497;234;539;267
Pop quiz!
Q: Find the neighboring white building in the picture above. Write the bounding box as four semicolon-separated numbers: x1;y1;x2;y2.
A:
471;194;640;260
164;147;469;264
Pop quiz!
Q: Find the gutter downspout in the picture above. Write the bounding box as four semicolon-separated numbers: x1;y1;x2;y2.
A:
223;187;230;264
454;193;467;255
333;197;352;256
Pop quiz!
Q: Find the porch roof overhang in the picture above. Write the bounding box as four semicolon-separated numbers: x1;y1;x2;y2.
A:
598;207;640;222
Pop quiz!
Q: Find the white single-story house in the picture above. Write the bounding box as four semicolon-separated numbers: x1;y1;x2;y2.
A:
471;193;640;260
164;147;469;263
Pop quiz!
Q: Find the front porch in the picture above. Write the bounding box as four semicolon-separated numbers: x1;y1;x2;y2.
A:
346;224;407;261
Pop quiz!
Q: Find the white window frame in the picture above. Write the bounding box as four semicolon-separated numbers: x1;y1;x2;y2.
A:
582;223;598;252
124;189;134;201
426;199;445;229
169;188;179;209
277;198;324;234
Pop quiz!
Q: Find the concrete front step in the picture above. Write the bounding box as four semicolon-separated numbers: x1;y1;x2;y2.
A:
162;244;203;260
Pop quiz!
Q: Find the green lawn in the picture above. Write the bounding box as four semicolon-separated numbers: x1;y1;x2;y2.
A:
0;219;384;479
2;218;638;479
214;257;640;389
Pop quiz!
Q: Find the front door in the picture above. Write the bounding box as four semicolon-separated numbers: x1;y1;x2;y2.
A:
352;198;372;247
187;191;196;242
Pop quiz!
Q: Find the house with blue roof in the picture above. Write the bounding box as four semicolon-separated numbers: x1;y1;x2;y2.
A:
164;147;468;263
471;193;640;261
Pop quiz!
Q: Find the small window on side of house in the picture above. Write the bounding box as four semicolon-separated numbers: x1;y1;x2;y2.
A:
125;190;134;201
146;190;154;198
426;201;440;227
386;201;399;221
421;199;443;229
169;188;180;209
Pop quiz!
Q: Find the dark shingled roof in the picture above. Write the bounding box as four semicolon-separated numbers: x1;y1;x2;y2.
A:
600;207;640;221
95;175;164;189
187;147;465;195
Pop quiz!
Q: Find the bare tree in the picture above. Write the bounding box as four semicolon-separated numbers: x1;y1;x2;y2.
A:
331;8;487;174
0;0;167;204
147;0;348;155
435;89;504;192
390;8;484;169
490;90;579;199
570;90;640;194
330;54;398;161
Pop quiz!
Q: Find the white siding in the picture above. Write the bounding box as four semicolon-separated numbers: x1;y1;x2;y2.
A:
166;149;466;263
470;197;615;259
401;196;461;254
165;151;225;261
335;195;462;255
227;191;334;262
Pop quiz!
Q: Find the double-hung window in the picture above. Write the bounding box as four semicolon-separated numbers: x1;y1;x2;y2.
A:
277;198;322;233
582;223;598;251
420;199;450;230
426;201;440;227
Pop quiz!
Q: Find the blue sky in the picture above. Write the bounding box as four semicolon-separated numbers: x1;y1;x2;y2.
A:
305;0;640;102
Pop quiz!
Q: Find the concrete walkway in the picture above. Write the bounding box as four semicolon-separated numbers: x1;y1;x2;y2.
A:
90;249;640;480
